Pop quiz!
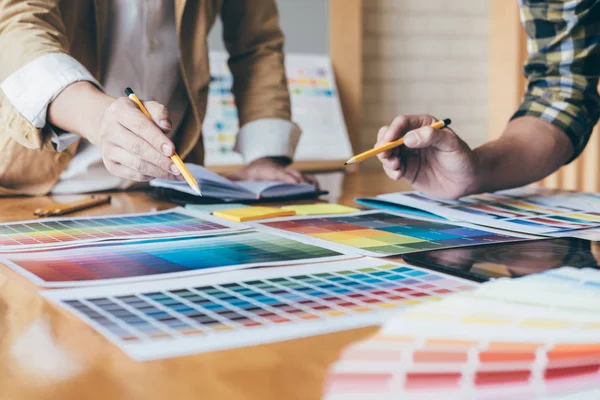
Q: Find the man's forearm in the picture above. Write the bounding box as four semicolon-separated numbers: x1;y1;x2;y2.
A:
47;81;114;144
472;116;573;194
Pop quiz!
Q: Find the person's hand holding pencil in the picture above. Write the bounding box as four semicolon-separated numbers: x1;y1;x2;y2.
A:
47;81;182;183
369;114;479;200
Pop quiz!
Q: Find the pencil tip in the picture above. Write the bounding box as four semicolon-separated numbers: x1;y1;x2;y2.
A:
343;162;348;166
124;87;133;96
193;185;202;196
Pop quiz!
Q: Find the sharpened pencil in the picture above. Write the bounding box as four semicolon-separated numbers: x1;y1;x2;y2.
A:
344;118;451;165
124;87;201;195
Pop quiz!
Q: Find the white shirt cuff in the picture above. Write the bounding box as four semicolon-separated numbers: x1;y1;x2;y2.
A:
234;119;301;164
0;53;101;128
49;130;79;152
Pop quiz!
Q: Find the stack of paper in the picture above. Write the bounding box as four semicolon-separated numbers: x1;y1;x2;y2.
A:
360;188;600;235
325;267;600;399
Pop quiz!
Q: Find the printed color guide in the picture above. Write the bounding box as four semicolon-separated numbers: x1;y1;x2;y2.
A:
203;52;352;166
380;188;600;234
0;208;237;251
2;230;346;287
258;211;525;256
325;267;600;400
42;259;477;360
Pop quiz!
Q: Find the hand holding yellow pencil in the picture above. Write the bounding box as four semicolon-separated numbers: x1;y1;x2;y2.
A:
344;118;451;165
125;88;201;195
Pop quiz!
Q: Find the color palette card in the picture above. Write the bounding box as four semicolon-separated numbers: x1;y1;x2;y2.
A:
203;51;353;167
42;258;477;360
325;267;600;400
256;210;528;257
213;206;295;222
0;208;242;252
281;203;360;216
375;188;600;235
1;230;349;287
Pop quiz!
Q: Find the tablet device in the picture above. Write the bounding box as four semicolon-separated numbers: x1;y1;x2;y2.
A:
402;237;600;282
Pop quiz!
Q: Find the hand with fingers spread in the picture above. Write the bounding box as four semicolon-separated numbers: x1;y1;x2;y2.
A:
94;97;183;182
376;114;479;199
226;157;319;187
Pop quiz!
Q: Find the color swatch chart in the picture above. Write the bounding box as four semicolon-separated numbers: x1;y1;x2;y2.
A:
42;259;477;361
0;208;236;251
378;188;600;235
203;51;352;166
1;230;346;287
257;211;526;257
325;267;600;400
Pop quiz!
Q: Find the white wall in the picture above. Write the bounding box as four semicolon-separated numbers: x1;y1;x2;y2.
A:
362;0;490;160
208;0;329;54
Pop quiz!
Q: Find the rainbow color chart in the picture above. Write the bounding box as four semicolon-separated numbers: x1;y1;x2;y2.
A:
203;51;352;166
1;230;346;287
325;267;600;399
257;211;526;257
42;258;477;360
0;208;237;251
378;188;600;235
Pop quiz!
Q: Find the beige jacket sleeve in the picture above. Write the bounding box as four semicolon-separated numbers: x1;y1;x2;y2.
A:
0;0;69;151
220;0;292;125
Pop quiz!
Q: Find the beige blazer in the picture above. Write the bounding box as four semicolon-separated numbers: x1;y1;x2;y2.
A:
0;0;291;195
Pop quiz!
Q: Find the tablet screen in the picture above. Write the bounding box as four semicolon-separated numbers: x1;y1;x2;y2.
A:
402;237;600;282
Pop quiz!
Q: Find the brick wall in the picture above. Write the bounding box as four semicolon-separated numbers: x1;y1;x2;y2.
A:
361;0;490;168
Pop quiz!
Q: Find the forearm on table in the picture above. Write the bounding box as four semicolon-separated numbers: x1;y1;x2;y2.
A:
472;116;573;194
47;81;114;145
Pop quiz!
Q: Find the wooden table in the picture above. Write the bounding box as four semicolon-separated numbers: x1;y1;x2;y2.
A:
0;171;411;400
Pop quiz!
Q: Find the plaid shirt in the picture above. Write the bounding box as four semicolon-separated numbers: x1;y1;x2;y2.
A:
512;0;600;160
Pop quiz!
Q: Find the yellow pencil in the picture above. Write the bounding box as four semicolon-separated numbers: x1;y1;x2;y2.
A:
344;118;451;165
124;87;201;195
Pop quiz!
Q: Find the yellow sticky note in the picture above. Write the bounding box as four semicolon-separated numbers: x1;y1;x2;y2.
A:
213;206;296;222
281;203;359;216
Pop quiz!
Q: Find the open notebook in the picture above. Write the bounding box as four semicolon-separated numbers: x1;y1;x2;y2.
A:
150;164;318;201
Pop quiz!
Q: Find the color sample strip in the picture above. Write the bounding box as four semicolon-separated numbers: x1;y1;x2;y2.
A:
325;267;600;400
377;189;600;235
42;258;477;360
0;208;240;251
1;230;348;287
257;210;526;256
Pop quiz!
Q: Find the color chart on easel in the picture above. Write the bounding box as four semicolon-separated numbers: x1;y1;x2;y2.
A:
325;267;600;400
203;51;352;167
43;258;477;361
257;211;527;257
0;208;238;251
379;188;600;235
1;230;347;287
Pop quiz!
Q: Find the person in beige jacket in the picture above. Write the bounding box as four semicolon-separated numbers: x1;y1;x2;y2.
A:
0;0;311;196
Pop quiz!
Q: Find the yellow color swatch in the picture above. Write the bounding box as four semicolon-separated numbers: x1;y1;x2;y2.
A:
569;213;600;222
213;206;296;222
281;203;360;216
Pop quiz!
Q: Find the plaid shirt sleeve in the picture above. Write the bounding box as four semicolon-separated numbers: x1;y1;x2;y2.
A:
512;0;600;161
